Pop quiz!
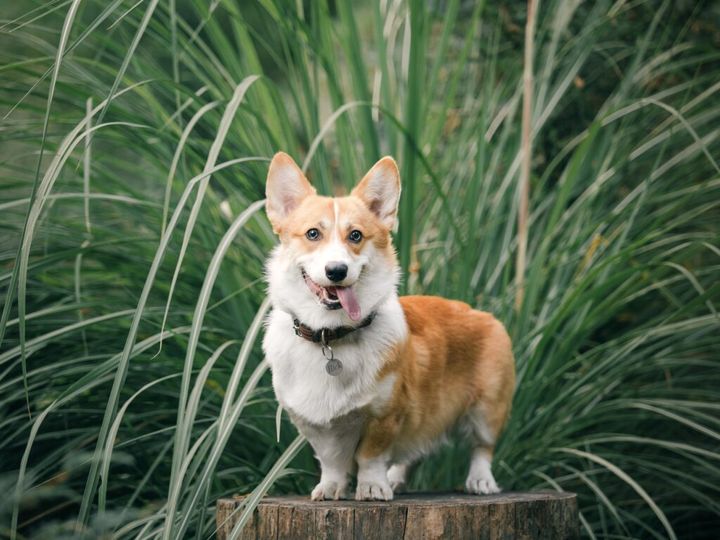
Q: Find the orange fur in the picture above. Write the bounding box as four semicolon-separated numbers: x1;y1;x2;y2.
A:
358;296;515;460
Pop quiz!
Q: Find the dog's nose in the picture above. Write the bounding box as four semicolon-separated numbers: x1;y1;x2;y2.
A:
325;262;348;282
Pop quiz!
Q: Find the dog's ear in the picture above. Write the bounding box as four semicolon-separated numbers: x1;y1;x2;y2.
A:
265;152;316;232
352;156;401;230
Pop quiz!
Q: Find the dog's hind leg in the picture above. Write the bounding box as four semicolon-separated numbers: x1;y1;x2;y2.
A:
466;446;499;494
387;462;411;492
463;404;503;494
465;315;515;494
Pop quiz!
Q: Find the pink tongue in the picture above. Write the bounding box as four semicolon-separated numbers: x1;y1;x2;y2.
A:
335;286;361;321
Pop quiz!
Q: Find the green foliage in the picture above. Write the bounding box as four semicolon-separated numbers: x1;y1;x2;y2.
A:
1;1;719;538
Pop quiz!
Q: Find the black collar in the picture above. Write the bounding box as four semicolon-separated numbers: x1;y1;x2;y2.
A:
292;313;376;344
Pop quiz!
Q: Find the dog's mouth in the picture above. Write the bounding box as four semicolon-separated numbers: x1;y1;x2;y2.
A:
302;270;362;321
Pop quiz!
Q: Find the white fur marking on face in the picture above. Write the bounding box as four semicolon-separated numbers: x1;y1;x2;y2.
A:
333;199;340;239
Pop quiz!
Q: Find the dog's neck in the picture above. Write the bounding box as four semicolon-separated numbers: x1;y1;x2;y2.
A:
291;312;377;344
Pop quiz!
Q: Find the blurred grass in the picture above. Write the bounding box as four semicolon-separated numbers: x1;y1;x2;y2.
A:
1;0;719;538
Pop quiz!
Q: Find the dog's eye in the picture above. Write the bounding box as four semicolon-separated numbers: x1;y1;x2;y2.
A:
348;230;363;243
305;228;321;241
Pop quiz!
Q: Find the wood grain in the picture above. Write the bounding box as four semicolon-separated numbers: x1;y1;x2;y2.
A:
216;492;578;540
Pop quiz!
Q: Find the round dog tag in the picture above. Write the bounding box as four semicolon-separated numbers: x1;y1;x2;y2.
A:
325;358;343;376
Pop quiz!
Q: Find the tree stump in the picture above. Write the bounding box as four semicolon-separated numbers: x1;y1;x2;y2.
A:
216;491;578;540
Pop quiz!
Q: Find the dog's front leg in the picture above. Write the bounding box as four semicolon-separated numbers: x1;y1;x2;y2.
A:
296;414;362;501
310;437;355;501
354;414;400;501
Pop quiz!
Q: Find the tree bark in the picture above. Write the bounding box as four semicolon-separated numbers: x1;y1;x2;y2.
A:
216;491;578;540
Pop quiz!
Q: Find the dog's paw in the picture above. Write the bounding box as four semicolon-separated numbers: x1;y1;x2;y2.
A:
465;474;500;495
311;480;347;501
355;480;393;501
387;464;407;492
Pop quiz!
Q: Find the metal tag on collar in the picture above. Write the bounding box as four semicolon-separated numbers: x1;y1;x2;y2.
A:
320;328;343;376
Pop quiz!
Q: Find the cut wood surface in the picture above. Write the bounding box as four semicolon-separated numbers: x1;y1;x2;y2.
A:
216;491;578;540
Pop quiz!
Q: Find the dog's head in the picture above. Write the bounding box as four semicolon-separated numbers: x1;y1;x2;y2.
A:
264;152;401;328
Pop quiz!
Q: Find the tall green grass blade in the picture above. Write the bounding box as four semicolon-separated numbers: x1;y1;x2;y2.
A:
555;448;677;540
398;0;426;289
163;199;265;537
1;0;82;418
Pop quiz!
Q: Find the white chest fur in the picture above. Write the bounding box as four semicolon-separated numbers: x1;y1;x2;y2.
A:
263;296;407;426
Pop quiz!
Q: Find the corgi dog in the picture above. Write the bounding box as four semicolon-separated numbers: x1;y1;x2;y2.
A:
262;152;515;501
